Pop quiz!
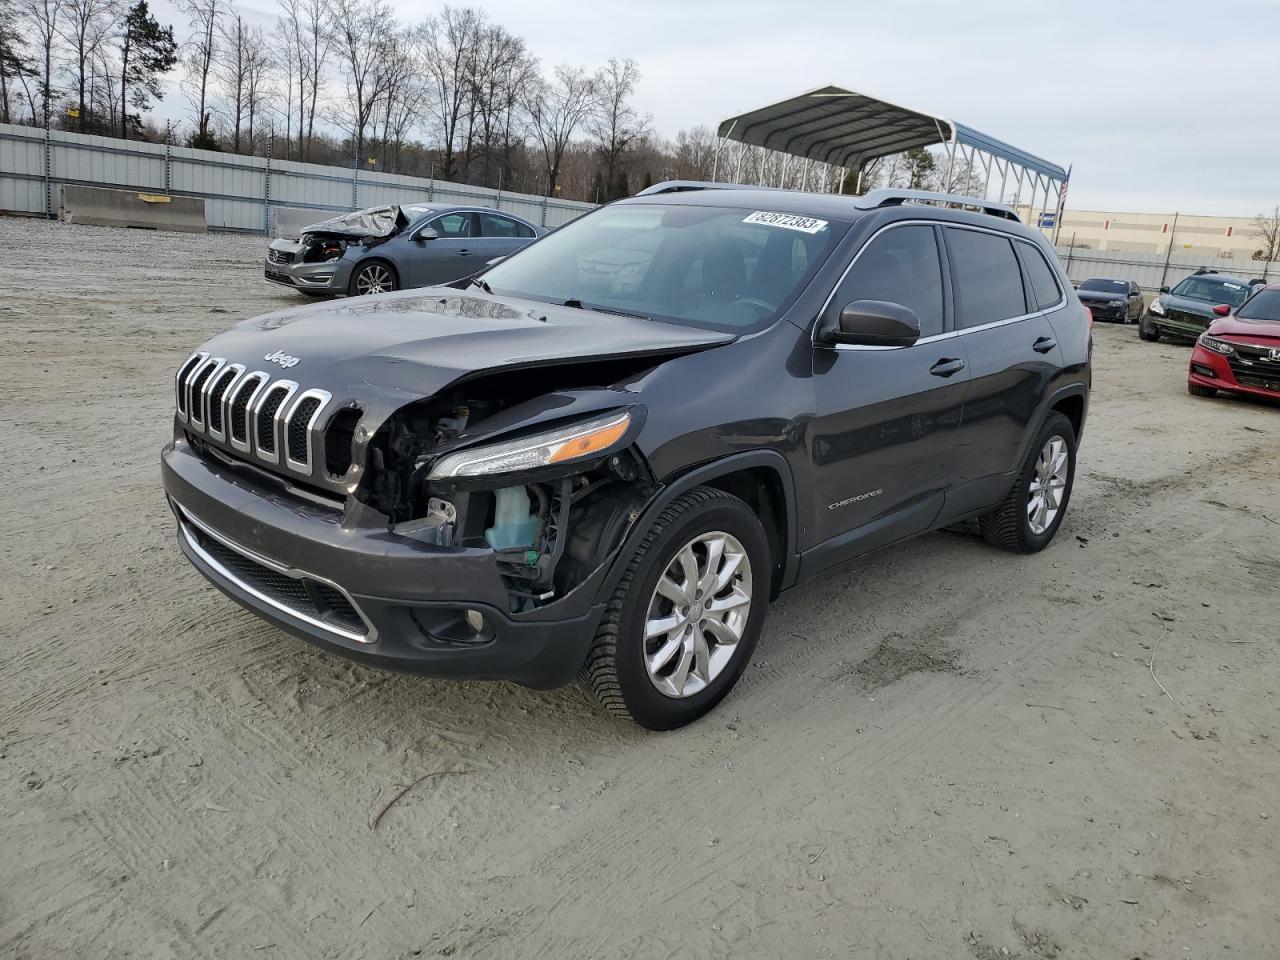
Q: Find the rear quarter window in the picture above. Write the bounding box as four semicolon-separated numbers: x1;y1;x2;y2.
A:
1016;241;1064;312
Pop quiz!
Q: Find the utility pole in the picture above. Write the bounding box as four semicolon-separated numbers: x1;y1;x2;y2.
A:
1160;212;1180;291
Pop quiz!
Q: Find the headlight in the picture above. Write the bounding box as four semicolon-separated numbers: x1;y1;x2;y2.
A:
428;411;632;479
1149;299;1166;316
1198;334;1234;356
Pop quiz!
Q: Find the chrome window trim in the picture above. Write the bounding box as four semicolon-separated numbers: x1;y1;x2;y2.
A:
815;219;1068;353
177;506;375;644
205;363;245;443
186;356;223;430
227;371;270;452
252;380;299;465
175;351;207;423
283;388;332;475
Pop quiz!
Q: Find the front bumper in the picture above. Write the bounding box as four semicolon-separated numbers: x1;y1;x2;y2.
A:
1188;344;1280;400
1082;302;1127;321
263;257;351;294
160;439;605;688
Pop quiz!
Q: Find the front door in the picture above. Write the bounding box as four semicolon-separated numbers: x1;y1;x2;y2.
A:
407;211;480;286
807;223;969;562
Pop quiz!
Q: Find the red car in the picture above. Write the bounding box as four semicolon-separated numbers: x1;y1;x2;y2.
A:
1188;282;1280;400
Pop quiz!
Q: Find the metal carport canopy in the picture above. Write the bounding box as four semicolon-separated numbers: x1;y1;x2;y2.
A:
715;85;1066;183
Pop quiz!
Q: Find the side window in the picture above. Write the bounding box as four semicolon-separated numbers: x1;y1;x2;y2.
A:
1016;240;1064;312
946;228;1027;328
515;220;535;239
832;224;944;338
431;212;475;238
479;213;521;238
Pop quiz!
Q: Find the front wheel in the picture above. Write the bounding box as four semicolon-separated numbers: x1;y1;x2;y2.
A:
349;260;398;296
1139;315;1161;341
582;487;772;730
979;412;1077;554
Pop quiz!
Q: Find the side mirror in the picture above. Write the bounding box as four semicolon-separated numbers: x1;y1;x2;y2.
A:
824;299;921;348
414;227;438;243
1212;303;1231;316
1159;286;1170;294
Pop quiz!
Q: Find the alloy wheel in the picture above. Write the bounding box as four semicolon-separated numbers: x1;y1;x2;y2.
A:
1027;435;1068;535
642;531;753;699
355;264;393;295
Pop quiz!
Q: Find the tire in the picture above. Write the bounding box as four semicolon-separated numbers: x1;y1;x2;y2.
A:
979;412;1077;554
582;486;772;730
1138;315;1161;341
349;260;398;296
1188;383;1216;398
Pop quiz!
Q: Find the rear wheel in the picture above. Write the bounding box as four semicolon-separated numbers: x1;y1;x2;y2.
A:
582;487;771;730
1188;382;1217;398
1139;315;1161;341
979;412;1076;554
349;260;397;296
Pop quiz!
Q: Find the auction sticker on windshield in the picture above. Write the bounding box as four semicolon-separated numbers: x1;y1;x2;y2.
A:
742;211;829;234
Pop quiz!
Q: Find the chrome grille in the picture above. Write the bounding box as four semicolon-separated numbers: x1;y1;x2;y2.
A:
174;358;336;477
267;248;296;265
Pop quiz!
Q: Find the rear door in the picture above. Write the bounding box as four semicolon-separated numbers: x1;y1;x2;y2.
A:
406;211;480;286
944;226;1064;500
478;212;537;263
807;223;969;560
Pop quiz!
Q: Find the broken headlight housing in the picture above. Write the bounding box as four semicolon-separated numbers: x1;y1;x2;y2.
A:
428;411;632;479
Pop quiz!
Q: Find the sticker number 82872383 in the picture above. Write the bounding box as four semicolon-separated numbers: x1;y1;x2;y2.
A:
742;211;829;234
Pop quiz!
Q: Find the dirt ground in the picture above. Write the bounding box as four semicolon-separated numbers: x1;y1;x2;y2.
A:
1;216;1277;960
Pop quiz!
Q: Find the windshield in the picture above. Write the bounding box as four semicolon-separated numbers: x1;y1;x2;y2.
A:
1079;279;1127;293
479;202;844;332
1235;288;1280;321
1170;276;1252;307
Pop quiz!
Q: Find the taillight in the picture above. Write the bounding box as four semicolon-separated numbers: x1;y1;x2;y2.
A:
1082;305;1093;329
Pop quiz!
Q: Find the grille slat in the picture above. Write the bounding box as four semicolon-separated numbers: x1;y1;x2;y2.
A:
186;361;218;426
256;385;291;456
175;353;204;419
230;375;264;443
207;367;240;434
287;397;321;464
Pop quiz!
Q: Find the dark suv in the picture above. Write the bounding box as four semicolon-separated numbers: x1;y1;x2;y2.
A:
161;185;1091;729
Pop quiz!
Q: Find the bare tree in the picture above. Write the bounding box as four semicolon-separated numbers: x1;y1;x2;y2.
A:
276;0;329;160
672;125;715;180
526;64;595;196
590;57;646;198
214;11;269;152
330;0;392;165
178;0;219;145
13;0;63;125
417;5;481;181
57;0;116;130
1252;205;1280;263
466;21;530;188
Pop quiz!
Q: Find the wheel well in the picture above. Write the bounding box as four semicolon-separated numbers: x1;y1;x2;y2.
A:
352;257;398;290
705;467;788;596
1051;393;1085;440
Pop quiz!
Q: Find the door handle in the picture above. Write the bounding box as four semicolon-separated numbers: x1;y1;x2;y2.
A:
1033;336;1057;354
458;249;473;256
929;357;966;377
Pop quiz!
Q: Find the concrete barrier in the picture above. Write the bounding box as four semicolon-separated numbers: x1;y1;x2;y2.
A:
59;185;206;232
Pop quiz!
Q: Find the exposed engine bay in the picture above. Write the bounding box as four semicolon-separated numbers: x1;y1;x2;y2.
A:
294;205;413;263
361;359;664;613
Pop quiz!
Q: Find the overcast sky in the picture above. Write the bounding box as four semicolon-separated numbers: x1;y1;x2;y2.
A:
150;0;1280;217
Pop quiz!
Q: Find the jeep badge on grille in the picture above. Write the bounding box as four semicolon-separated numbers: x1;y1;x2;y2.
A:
264;350;300;369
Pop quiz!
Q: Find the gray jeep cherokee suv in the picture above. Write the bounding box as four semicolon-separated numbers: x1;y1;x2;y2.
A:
162;184;1091;729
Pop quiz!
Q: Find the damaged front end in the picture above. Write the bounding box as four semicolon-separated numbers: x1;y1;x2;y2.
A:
360;365;662;615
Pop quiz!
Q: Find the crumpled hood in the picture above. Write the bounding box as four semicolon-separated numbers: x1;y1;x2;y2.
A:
1159;294;1225;319
195;287;736;421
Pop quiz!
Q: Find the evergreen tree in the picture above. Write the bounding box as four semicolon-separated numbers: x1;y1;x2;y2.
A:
610;168;630;201
641;170;653;191
118;1;178;138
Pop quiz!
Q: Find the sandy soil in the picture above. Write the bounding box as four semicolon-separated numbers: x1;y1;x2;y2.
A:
1;216;1278;960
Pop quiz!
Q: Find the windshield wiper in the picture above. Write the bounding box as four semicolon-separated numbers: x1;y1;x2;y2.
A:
468;276;493;294
561;297;650;321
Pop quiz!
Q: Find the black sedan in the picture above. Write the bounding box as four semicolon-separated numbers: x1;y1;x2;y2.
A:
1075;277;1145;323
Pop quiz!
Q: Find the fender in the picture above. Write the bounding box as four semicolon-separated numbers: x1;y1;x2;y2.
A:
590;449;801;606
1015;380;1089;468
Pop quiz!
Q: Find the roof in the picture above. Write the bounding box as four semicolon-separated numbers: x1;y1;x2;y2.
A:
717;85;1067;182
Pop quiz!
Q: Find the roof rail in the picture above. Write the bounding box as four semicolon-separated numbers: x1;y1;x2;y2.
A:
854;188;1021;223
635;180;781;196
